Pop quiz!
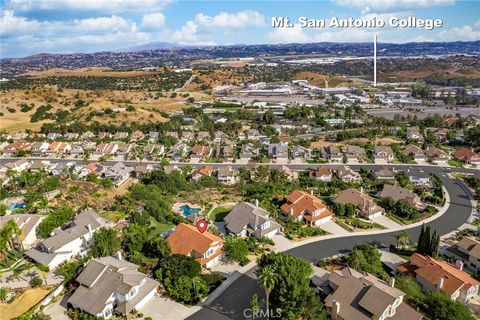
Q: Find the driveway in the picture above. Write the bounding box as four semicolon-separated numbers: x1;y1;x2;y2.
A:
372;215;403;229
138;294;201;320
320;221;350;235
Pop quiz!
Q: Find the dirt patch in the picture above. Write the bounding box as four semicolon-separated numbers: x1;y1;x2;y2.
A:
0;287;51;319
375;137;403;145
310;140;343;149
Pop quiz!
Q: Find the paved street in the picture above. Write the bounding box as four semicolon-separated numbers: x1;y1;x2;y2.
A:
187;165;478;320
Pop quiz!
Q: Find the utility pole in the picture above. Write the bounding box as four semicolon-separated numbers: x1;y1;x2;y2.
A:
374;34;377;87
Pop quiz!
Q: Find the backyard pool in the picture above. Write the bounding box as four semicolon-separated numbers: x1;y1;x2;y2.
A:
179;204;201;217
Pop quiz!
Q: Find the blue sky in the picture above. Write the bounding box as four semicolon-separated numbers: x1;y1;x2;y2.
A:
1;0;479;58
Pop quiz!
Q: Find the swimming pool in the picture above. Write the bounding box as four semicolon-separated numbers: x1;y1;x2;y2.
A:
10;202;27;210
179;204;201;217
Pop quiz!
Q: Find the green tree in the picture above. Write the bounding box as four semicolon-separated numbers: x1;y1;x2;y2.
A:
29;276;43;287
257;253;327;320
346;244;389;280
91;227;121;257
424;291;474;320
250;293;261;320
37;207;76;238
395;230;411;249
225;236;249;265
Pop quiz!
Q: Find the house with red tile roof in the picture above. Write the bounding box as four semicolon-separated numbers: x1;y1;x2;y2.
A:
452;147;480;166
167;223;224;268
190;145;212;160
47;141;72;154
189;165;214;181
397;253;480;304
280;190;333;226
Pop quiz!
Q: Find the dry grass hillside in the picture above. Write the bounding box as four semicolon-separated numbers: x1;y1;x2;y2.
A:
0;72;213;132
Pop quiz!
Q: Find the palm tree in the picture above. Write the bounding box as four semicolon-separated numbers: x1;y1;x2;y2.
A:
257;265;276;318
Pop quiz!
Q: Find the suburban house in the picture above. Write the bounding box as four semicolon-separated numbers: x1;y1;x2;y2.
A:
397;253;480;304
26;209;107;270
343;145;366;163
239;143;259;162
2;159;32;172
197;131;210;140
379;184;421;207
452;148;480;166
0;214;44;249
167;223;224;268
291;145;312;162
68;254;159;318
310;166;333;182
130;130;145;141
445;237;480;276
333;165;362;183
268;143;289;161
406;127;423;141
224;201;281;239
148;131;159;142
281;190;334;226
114;132;129;140
190;145;212;160
104;162;133;186
374;167;396;181
407;173;431;186
247;129;260;140
335;188;385;220
425;146;449;165
189;165;214;181
134;164;154;178
47;141;72;155
95;143;118;156
28;142;50;156
373;146;395;163
217;166;239;185
322;267;423;320
321;145;344;162
97;132;112;140
220;145;234;160
403;144;426;162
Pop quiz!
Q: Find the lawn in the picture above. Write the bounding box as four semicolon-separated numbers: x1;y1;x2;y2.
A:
448;159;464;168
148;217;174;239
209;206;232;222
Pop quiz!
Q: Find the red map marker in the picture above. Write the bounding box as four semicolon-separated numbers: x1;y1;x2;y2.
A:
196;219;207;233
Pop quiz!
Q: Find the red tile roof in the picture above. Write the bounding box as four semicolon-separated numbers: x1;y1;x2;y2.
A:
397;253;480;296
167;223;224;264
281;190;333;220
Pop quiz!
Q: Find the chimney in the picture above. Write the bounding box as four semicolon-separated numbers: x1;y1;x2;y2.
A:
437;277;444;290
116;251;123;261
255;199;259;207
455;260;464;271
310;190;314;196
289;207;294;216
332;300;340;319
87;224;92;238
389;277;395;288
360;186;364;194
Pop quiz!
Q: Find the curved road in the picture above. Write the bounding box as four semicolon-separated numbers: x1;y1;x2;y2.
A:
188;165;479;320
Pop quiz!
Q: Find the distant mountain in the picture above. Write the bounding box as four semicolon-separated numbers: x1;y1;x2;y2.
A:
1;40;479;78
116;42;203;52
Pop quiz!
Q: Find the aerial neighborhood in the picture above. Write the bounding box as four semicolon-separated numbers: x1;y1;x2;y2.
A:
0;6;480;319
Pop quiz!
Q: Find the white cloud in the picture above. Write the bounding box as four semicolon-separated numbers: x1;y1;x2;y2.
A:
438;19;480;41
332;0;455;13
0;10;151;57
268;26;311;43
170;10;265;46
194;10;265;28
141;12;166;29
6;0;173;13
